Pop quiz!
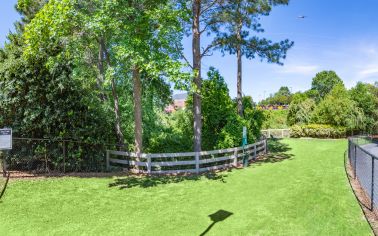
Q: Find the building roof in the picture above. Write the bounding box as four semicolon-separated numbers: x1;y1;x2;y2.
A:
172;93;188;100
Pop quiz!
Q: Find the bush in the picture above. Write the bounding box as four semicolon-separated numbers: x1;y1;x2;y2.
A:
290;124;346;138
262;110;288;129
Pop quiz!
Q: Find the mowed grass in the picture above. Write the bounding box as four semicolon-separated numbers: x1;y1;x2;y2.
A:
0;139;372;235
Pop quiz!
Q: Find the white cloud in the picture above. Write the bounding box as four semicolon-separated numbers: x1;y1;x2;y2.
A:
359;67;378;77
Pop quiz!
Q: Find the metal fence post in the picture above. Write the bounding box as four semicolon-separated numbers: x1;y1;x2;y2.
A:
372;157;375;211
195;152;200;174
354;145;357;179
106;150;110;171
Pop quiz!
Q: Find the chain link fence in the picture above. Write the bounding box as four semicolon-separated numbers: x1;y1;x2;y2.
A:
348;135;378;210
0;138;127;175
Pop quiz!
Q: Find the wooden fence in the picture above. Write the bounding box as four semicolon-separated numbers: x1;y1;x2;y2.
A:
261;129;290;139
106;139;267;174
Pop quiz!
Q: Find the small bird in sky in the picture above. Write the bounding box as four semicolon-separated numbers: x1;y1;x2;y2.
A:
297;15;307;19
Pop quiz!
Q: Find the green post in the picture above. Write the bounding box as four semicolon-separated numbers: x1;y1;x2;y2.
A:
242;127;248;167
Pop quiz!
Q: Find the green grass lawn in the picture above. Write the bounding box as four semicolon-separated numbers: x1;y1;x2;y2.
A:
0;139;371;235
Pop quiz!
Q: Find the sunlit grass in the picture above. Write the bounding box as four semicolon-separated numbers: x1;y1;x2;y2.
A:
0;139;371;235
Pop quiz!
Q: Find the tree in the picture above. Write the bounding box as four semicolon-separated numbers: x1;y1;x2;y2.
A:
23;0;186;159
312;84;365;130
210;0;293;115
199;67;235;149
259;86;292;105
311;71;343;101
350;82;378;133
287;98;316;126
187;67;263;150
0;1;113;171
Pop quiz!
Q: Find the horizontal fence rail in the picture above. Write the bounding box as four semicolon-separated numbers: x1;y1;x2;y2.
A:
348;135;378;211
261;129;290;139
107;139;267;174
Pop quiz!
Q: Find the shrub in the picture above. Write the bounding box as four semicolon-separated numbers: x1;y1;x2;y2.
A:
290;124;346;138
262;110;288;129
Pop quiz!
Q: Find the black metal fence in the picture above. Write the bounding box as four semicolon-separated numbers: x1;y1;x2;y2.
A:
1;138;127;174
348;135;378;210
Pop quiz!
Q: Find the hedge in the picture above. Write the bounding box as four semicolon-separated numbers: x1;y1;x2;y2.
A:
290;124;346;138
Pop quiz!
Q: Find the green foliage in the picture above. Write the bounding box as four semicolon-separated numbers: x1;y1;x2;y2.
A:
286;73;378;136
260;86;292;105
185;67;263;150
312;84;365;130
262;110;289;129
0;9;112;144
287;98;316;126
350;82;377;132
290;124;346;138
147;110;192;153
210;1;293;63
311;70;343;101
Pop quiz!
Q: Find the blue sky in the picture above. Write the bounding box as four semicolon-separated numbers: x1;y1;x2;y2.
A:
1;0;378;102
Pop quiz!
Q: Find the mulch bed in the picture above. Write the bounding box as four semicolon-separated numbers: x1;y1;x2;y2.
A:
345;158;378;235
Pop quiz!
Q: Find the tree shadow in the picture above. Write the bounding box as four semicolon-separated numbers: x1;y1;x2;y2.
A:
253;138;294;164
109;172;227;189
199;210;233;236
268;138;292;153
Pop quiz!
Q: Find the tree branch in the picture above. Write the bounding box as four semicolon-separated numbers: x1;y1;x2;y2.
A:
200;41;221;58
175;44;193;69
200;0;220;16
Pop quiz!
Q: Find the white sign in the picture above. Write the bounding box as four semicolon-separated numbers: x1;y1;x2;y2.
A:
0;128;12;150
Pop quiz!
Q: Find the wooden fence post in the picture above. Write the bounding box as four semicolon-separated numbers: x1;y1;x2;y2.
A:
1;151;6;177
233;148;238;167
254;144;257;158
264;139;268;154
195;152;200;174
147;155;151;174
106;150;110;171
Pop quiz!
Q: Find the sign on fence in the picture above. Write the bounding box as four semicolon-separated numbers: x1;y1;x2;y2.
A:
0;128;12;150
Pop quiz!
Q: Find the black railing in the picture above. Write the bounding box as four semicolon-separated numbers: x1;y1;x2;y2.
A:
1;138;127;174
348;135;378;210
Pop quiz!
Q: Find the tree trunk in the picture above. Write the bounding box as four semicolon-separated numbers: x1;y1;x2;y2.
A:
236;19;243;117
236;44;243;116
192;0;202;153
132;65;143;165
97;37;107;102
101;40;125;148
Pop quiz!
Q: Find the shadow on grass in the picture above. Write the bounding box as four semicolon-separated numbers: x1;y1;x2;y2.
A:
109;139;293;189
199;210;233;236
253;138;294;164
109;172;228;189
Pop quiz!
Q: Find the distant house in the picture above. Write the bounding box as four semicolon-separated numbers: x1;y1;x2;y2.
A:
165;93;188;113
256;105;289;110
